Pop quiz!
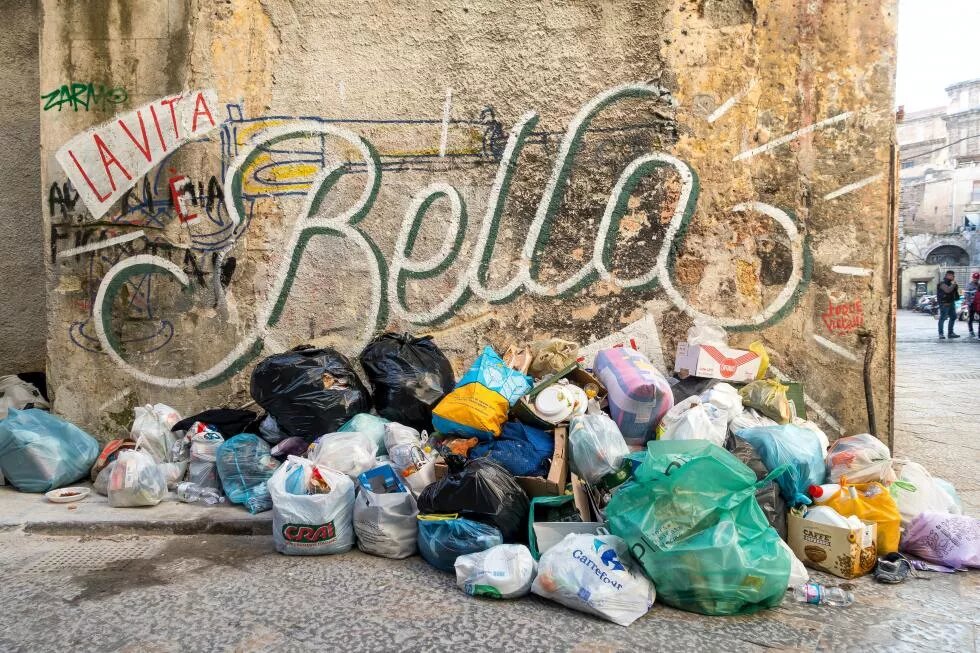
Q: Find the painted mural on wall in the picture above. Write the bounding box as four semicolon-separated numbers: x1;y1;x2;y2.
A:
50;80;880;432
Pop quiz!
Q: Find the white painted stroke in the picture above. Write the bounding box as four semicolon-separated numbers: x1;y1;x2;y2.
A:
768;363;845;435
439;88;452;157
823;173;883;200
813;334;859;361
733;111;853;162
57;230;145;259
832;265;872;277
706;80;756;124
98;387;131;411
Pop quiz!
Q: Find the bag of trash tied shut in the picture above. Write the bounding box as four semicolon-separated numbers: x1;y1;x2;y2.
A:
606;439;791;616
188;423;225;491
531;533;656;627
108;449;167;507
131;403;181;464
354;485;419;559
890;460;962;525
0;408;99;492
417;457;529;543
825;433;896;485
0;375;49;420
359;333;456;432
900;512;980;570
737;425;826;507
594;347;673;446
250;346;371;441
724;434;788;540
820;479;902;554
739;379;792;424
308;432;378;479
268;456;356;555
339;413;390;455
455;544;537;599
216;434;281;514
656;396;728;447
568;413;630;485
417;516;503;572
432;347;531;440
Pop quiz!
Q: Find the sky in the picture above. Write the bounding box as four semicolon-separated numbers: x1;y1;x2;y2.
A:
896;0;980;110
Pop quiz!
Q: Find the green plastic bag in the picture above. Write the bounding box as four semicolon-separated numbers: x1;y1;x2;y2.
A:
606;439;791;616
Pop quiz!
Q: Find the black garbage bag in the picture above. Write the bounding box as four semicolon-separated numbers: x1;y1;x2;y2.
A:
250;346;370;442
359;333;455;432
417;456;529;543
171;408;260;438
724;433;788;540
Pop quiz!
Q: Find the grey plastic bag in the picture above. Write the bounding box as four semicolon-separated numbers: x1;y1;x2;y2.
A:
354;487;418;559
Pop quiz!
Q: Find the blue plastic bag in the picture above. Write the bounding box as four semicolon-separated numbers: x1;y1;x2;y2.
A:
0;408;99;492
432;347;532;440
417;516;503;572
217;434;281;513
469;421;554;477
737;425;825;506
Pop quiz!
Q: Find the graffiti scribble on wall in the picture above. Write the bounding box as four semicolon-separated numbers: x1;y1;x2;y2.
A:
41;82;128;112
821;299;864;335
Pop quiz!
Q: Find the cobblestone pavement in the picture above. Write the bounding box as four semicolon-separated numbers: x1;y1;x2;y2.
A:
894;310;980;515
0;311;975;652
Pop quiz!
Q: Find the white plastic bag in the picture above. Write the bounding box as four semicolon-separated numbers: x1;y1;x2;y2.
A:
131;403;181;463
531;533;655;627
729;407;777;435
0;375;49;420
793;419;830;454
568;413;630;485
657;396;727;447
890;460;962;525
158;461;188;490
384;422;422;451
403;457;437;497
686;319;728;346
188;423;224;491
825;433;895;484
777;539;809;588
699;383;743;423
354;486;418;559
108;450;167;507
309;432;378;478
455;544;537;599
268;456;355;555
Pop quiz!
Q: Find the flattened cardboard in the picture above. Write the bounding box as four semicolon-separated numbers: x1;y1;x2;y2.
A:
788;512;878;579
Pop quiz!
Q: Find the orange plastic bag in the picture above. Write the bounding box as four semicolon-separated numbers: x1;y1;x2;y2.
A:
823;478;901;554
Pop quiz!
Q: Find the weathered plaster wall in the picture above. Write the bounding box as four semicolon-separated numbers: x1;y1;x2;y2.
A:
40;0;898;441
0;0;45;374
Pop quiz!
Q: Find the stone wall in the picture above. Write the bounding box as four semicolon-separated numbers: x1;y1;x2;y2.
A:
40;0;898;441
0;0;45;374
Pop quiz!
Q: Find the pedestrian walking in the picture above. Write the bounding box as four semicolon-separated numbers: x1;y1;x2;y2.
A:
967;271;980;338
937;270;961;339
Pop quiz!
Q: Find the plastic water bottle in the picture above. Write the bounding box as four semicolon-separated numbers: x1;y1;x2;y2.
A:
176;482;225;505
793;582;854;607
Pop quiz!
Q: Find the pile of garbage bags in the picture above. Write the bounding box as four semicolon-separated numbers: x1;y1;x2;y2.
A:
0;322;975;629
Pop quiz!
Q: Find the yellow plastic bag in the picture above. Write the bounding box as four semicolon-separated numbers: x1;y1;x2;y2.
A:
823;479;901;554
739;379;791;424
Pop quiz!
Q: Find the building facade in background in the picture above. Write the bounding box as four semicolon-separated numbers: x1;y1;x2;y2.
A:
898;79;980;307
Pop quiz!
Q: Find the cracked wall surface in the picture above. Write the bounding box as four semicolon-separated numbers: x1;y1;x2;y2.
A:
39;0;898;440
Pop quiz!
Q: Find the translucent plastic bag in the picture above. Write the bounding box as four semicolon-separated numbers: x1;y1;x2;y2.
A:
308;432;378;478
825;433;895;484
700;383;742;423
890;461;961;525
131;403;181;464
93;461;114;496
417;516;503;572
529;339;580;377
606;439;790;616
188;423;224;491
0;408;99;492
901;513;980;570
739;379;792;424
108;449;167;507
339;413;390;454
432;347;532;440
657;396;727;447
354;485;419;559
216;434;281;513
268;456;356;555
738;425;825;506
822;479;901;554
724;434;788;540
531;533;656;626
455;544;537;599
0;375;48;419
728;408;776;435
568;413;630;485
359;333;456;432
686;318;728;346
250;346;371;441
594;347;674;446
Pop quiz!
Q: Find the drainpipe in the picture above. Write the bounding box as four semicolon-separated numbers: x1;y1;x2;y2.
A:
857;329;879;443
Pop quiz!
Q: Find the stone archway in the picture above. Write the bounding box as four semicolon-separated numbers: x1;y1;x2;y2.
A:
925;243;970;266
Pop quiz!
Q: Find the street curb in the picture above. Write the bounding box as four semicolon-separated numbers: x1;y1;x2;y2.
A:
17;517;272;537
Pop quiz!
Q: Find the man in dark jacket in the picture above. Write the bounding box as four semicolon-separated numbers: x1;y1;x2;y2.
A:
967;271;979;337
937;270;961;339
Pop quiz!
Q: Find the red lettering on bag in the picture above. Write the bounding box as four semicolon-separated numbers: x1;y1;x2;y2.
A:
282;522;336;543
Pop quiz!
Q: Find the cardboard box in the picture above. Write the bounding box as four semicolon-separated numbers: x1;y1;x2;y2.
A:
434;425;569;498
787;512;878;579
528;474;603;558
673;342;761;382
